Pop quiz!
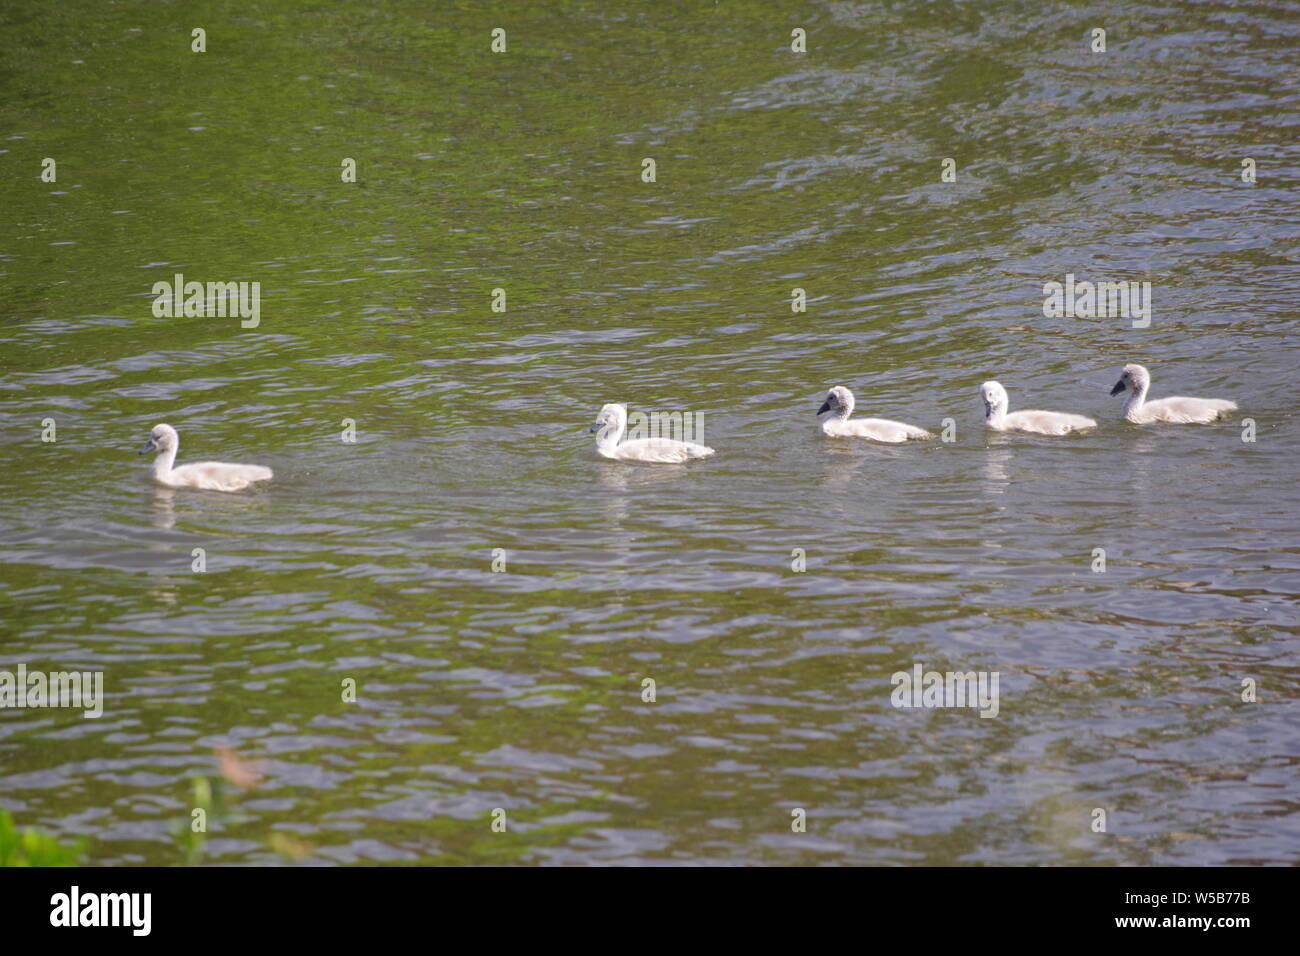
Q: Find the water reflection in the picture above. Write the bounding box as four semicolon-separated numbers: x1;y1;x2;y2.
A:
981;444;1012;497
149;486;177;530
819;445;874;487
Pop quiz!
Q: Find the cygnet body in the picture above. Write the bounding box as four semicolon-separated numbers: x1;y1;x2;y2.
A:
139;423;273;491
1109;363;1237;424
589;403;715;463
980;381;1096;435
816;386;931;442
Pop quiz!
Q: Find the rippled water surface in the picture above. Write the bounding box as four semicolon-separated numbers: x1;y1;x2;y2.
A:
2;1;1298;865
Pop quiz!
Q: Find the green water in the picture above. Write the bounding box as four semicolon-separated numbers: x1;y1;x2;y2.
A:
1;0;1298;865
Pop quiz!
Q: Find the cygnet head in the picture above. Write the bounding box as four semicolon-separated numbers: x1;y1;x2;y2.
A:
980;381;1009;418
816;385;854;418
1110;363;1150;396
139;423;178;456
589;403;627;435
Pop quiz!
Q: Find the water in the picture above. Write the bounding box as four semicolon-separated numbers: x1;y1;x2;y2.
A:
2;0;1298;865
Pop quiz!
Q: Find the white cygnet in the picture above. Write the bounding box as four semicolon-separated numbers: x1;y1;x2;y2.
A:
1109;363;1237;424
589;403;715;463
139;423;273;491
980;381;1096;435
816;385;931;442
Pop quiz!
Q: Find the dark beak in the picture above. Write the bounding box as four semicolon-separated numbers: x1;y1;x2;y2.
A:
138;438;156;455
816;400;832;416
1109;380;1126;396
588;422;602;433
